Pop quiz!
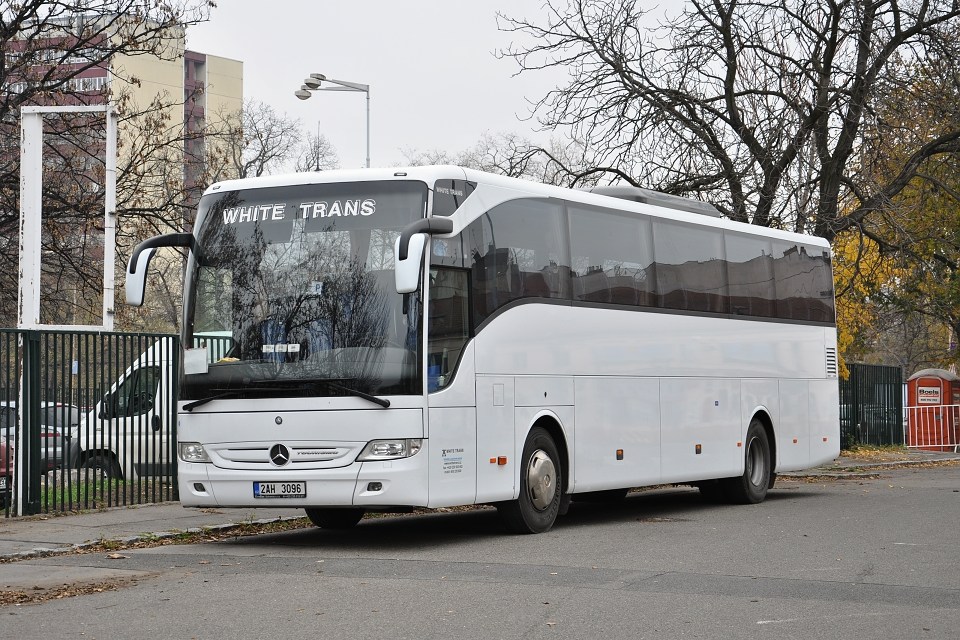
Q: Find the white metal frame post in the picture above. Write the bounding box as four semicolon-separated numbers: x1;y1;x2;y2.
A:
16;105;117;515
18;105;117;331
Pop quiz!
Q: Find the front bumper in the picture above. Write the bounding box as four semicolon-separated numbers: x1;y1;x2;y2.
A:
178;443;430;508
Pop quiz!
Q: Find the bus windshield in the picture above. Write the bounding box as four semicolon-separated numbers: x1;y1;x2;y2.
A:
182;180;427;399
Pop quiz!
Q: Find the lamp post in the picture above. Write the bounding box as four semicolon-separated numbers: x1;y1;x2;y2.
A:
296;73;370;168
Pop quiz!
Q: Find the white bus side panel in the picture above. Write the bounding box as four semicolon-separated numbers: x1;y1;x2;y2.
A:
426;407;477;508
660;379;741;484
573;377;661;492
515;377;574;407
474;306;828;379
778;380;811;471
741;378;782;464
809;378;841;465
475;376;516;503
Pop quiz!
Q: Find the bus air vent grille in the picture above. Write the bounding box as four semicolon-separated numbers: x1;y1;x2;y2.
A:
825;347;838;378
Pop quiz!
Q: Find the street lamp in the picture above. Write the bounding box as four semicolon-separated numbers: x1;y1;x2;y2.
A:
296;73;370;168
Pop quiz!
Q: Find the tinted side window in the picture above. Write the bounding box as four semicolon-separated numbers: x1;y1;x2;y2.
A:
653;221;728;313
464;199;569;324
772;242;836;322
569;206;656;306
725;233;776;317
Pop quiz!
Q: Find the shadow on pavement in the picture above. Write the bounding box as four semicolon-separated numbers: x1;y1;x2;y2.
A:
221;484;827;551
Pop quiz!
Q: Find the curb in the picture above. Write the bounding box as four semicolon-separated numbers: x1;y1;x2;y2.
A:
782;455;960;479
0;515;307;563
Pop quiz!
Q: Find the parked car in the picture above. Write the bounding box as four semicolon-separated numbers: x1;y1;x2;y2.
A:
0;401;81;471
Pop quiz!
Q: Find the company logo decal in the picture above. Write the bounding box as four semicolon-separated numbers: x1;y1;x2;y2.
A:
917;386;942;405
269;444;291;466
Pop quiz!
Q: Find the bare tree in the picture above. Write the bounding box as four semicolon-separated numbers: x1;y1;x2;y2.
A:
0;1;212;121
207;99;340;183
293;131;339;173
498;0;960;240
402;131;601;187
0;1;214;327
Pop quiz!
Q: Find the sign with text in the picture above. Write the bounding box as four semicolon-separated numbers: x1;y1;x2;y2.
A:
917;385;942;405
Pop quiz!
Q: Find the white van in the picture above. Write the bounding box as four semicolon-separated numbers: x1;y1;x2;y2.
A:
70;338;177;479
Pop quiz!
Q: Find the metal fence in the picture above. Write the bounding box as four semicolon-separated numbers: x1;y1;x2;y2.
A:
905;405;960;452
839;363;904;449
0;329;179;517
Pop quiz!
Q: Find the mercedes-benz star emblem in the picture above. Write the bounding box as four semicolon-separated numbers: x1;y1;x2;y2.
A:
269;444;290;466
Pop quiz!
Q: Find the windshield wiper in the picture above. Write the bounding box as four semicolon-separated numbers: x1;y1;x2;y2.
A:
182;387;280;411
314;380;391;409
182;382;391;412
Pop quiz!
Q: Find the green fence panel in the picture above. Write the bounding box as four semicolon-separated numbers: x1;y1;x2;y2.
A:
839;363;904;449
0;329;179;517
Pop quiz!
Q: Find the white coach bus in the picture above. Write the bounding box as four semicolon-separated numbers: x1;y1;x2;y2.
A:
126;166;839;534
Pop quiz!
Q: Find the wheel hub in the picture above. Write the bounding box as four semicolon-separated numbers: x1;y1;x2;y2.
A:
526;449;556;511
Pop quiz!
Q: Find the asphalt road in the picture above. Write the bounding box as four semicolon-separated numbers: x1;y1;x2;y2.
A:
4;465;959;640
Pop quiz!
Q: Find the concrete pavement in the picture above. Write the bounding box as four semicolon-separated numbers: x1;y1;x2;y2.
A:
0;503;307;561
0;449;957;562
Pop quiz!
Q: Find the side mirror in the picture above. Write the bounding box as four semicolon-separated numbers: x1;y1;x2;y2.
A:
395;233;427;294
125;233;197;306
394;218;454;294
125;248;155;306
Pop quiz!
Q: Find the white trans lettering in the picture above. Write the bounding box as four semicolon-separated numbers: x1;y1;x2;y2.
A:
222;199;377;225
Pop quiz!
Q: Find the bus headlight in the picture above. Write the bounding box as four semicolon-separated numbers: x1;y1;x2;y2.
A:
179;442;210;463
357;438;422;461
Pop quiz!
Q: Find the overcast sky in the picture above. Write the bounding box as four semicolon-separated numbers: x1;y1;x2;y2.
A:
187;1;681;170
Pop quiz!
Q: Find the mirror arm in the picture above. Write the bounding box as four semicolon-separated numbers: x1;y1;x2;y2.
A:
128;233;196;274
398;218;453;261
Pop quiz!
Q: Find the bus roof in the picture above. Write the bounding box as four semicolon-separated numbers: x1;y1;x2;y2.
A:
201;165;830;248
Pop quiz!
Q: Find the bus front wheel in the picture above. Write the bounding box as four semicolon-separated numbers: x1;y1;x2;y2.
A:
722;419;771;504
305;507;365;530
497;427;562;534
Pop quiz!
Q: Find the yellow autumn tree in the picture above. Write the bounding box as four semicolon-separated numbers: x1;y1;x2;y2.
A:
848;51;960;374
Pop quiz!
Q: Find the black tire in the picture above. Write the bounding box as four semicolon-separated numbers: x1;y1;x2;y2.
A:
721;419;771;504
305;507;365;530
81;453;122;480
572;488;629;503
497;426;562;534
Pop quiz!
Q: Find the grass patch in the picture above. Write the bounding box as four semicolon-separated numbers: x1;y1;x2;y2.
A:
37;474;176;513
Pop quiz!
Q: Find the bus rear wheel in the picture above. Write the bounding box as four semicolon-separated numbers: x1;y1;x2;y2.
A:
497;427;562;534
305;507;365;530
722;419;771;504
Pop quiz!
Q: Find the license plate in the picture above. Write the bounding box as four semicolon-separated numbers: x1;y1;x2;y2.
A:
0;477;6;490
253;481;306;499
